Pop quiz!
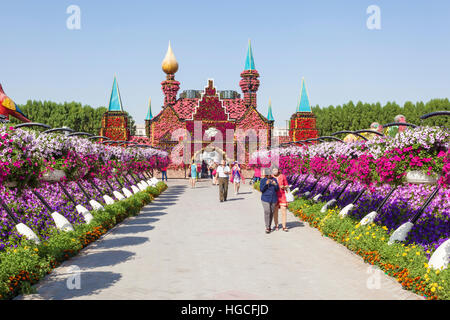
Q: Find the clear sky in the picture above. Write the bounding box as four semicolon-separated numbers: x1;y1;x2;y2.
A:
1;0;450;128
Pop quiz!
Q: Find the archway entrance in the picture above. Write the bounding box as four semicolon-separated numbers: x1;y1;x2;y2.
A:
192;146;233;165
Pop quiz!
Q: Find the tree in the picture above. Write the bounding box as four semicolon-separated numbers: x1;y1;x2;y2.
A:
314;99;449;136
8;100;137;136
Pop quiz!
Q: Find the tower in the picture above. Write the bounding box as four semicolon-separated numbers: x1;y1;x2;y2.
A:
161;41;181;106
239;40;260;108
267;98;274;122
289;78;318;142
145;97;153;137
100;76;130;141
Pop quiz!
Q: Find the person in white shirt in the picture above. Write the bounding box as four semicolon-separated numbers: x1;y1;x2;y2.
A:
215;160;230;202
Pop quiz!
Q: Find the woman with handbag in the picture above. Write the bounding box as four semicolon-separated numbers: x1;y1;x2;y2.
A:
260;168;279;234
272;167;289;232
231;161;242;195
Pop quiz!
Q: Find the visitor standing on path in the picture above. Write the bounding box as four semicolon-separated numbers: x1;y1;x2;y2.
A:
273;167;289;232
260;168;279;234
161;166;168;182
190;160;197;188
216;160;230;202
231;162;242;195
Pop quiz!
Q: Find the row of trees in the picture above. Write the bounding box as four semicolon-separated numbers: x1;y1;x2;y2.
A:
8;101;136;136
311;98;450;136
6;98;448;138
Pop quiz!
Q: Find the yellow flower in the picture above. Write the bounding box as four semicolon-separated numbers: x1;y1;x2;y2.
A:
402;253;407;257
431;287;436;292
382;226;388;231
426;250;430;254
34;248;38;252
435;270;440;275
381;237;385;241
416;252;420;256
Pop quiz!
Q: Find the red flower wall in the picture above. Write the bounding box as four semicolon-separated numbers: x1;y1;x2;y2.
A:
152;107;185;145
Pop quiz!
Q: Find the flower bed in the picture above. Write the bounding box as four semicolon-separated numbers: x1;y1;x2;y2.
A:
0;182;168;300
288;198;449;300
251;126;450;249
0;125;170;189
252;125;449;299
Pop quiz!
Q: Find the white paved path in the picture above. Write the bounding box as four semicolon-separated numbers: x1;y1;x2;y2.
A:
18;180;421;300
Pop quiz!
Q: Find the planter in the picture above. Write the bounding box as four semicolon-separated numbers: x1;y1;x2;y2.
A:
4;181;17;188
405;170;440;185
41;169;66;182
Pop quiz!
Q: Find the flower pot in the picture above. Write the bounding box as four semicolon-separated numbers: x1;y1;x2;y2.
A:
42;169;66;182
4;181;17;187
405;170;440;185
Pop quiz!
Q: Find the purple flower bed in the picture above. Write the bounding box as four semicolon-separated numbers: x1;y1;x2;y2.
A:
287;174;450;255
0;175;143;251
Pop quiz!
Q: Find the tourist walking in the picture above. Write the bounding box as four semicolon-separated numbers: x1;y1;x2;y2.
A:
260;168;279;234
231;162;242;195
202;160;208;179
272;167;289;231
190;160;197;188
253;166;261;183
161;165;168;182
216;160;230;202
212;162;219;185
197;162;202;180
208;163;214;181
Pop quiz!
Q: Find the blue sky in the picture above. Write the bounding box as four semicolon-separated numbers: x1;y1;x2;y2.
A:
1;0;450;127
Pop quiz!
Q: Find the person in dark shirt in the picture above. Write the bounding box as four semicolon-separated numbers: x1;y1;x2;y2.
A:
260;168;279;234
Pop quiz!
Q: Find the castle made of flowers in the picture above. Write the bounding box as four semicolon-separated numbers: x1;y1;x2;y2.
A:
144;41;275;166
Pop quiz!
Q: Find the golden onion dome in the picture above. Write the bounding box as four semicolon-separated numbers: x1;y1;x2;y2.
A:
162;41;179;74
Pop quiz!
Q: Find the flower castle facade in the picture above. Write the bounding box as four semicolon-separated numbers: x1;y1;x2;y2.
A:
289;78;319;143
145;42;275;166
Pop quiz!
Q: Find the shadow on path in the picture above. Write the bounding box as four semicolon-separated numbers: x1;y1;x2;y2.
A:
122;217;159;225
77;250;136;269
91;236;149;249
286;221;305;229
36;271;122;300
225;198;245;201
112;225;155;235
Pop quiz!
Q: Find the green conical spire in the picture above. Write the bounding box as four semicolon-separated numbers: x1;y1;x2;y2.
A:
145;98;153;120
108;76;123;112
297;77;311;113
267;98;274;121
245;40;256;71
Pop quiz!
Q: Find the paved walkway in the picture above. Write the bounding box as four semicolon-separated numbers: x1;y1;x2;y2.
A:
18;179;421;300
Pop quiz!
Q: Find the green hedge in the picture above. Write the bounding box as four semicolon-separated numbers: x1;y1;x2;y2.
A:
0;182;168;300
